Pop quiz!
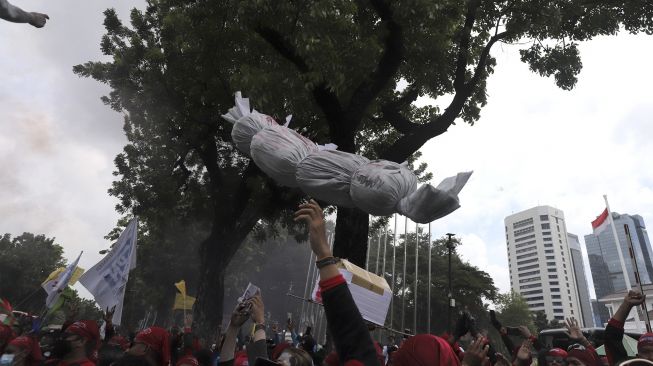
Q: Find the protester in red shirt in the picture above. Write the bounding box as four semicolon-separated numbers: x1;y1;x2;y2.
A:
3;335;43;366
53;320;100;366
127;327;171;366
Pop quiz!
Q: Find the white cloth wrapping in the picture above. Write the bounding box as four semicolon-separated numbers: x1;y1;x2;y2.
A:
296;150;370;207
349;160;417;216
232;112;278;156
250;125;319;187
222;92;473;222
221;92;278;156
396;171;473;223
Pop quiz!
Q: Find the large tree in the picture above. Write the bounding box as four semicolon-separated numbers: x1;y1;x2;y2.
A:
76;0;653;336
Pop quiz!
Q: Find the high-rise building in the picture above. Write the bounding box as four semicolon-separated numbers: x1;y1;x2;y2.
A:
585;213;653;325
567;233;595;327
505;206;582;322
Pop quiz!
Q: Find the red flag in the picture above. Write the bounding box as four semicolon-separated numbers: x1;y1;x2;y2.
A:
592;208;610;234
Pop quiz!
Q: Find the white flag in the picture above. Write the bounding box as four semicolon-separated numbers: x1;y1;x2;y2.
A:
45;252;83;308
80;218;138;325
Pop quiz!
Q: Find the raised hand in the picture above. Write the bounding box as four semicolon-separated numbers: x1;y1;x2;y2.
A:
518;325;532;339
462;336;489;366
624;290;646;307
104;305;117;324
565;317;583;340
294;200;330;259
229;302;250;328
28;12;48;27
250;294;265;325
516;340;532;362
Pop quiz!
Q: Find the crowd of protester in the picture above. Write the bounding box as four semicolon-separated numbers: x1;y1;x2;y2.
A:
3;201;653;366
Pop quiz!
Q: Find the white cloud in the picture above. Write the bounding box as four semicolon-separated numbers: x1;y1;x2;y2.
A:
419;33;653;300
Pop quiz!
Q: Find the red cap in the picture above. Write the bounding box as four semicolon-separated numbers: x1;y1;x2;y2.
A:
65;320;101;350
548;348;568;358
135;327;171;366
392;334;461;366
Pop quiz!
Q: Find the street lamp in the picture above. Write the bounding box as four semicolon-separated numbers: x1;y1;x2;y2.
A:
446;233;456;334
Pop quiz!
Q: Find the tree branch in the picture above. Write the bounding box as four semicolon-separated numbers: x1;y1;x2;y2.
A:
381;31;509;163
454;0;482;92
255;25;310;73
346;0;404;127
255;24;344;131
379;85;420;134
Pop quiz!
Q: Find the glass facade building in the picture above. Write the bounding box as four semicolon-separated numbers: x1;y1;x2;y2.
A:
585;213;653;325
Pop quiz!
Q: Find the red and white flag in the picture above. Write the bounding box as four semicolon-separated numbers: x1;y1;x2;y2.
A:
592;208;610;234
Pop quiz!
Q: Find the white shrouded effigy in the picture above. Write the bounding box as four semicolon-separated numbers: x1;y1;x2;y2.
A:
222;92;472;224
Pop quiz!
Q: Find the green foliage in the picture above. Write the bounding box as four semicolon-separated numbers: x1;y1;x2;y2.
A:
367;230;497;334
531;310;563;332
0;233;101;323
0;233;66;314
494;291;536;334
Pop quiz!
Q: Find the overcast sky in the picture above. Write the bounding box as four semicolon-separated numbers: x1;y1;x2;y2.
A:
1;1;652;302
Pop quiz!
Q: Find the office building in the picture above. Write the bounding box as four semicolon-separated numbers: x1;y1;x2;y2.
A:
567;233;595;327
585;213;653;325
505;206;582;322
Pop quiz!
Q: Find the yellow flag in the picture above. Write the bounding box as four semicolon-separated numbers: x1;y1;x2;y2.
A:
173;293;196;310
43;266;85;286
175;280;187;297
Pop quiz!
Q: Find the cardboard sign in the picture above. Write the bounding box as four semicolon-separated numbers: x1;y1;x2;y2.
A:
312;259;392;326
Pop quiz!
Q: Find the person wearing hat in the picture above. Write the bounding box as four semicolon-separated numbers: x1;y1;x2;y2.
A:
294;200;379;365
605;290;652;365
2;335;43;366
52;320;101;366
544;348;568;366
566;344;599;366
127;327;171;366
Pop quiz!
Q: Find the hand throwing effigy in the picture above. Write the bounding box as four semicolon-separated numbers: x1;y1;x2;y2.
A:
221;92;472;224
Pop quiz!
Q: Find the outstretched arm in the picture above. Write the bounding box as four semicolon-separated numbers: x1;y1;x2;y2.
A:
0;0;48;27
605;290;645;365
294;200;379;365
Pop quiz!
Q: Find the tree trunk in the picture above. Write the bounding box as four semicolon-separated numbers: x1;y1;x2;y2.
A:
193;236;227;341
333;207;369;268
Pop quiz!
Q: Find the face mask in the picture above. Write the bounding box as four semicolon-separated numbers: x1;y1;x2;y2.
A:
0;354;15;366
51;338;72;359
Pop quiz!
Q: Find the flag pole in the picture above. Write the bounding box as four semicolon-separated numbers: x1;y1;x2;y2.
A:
390;214;398;329
624;223;652;332
414;223;418;334
604;195;642;331
427;222;432;334
401;216;408;332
